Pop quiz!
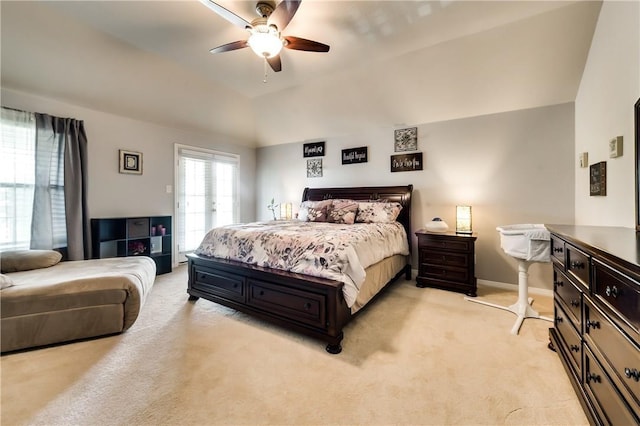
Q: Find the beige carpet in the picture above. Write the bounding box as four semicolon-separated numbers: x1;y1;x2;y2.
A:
1;265;588;425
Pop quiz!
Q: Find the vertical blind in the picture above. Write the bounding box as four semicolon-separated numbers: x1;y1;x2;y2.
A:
176;146;239;258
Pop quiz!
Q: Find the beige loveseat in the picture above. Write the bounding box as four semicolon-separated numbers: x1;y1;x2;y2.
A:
1;250;156;353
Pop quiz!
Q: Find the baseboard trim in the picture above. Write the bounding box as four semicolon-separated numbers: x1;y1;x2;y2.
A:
477;279;553;298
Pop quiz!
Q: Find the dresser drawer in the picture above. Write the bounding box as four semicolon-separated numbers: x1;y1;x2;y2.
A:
554;267;582;330
593;259;640;340
417;234;471;252
584;298;640;409
566;244;590;290
555;301;582;374
551;235;565;266
584;345;640;426
247;279;326;329
193;267;245;302
421;249;470;268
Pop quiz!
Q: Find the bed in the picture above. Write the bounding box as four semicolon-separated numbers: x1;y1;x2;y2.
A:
186;185;413;353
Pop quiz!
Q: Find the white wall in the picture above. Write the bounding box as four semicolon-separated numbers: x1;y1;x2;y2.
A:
575;0;640;227
2;88;257;263
256;103;575;290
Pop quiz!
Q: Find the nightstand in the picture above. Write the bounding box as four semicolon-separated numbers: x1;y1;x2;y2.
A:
415;230;477;297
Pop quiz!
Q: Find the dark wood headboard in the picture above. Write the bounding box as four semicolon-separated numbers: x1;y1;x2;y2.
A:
301;185;413;249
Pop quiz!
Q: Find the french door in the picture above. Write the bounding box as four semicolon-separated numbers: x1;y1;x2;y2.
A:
175;144;239;263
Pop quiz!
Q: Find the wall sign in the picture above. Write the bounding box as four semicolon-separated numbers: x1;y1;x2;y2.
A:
391;152;423;172
342;146;368;164
590;161;606;196
303;141;325;158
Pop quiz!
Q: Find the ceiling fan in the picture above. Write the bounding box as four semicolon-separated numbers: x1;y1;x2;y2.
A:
200;0;330;74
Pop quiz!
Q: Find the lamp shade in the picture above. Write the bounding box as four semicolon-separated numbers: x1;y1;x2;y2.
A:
456;205;472;234
247;27;283;58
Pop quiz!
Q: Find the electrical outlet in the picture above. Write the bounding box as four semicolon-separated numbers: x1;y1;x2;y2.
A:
166;185;173;194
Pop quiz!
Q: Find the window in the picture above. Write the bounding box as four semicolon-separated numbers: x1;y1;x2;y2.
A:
0;109;36;251
176;145;239;261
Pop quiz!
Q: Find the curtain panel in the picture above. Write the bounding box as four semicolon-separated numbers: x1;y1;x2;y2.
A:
32;113;89;260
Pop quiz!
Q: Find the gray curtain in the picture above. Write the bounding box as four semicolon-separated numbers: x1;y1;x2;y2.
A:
32;113;89;260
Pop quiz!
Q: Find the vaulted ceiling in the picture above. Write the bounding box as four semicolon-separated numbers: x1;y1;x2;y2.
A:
1;1;601;147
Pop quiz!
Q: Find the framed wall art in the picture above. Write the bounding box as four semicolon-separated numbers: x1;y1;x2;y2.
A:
589;161;606;196
342;146;368;164
119;149;143;175
307;158;322;178
303;141;325;158
394;127;418;152
391;152;423;172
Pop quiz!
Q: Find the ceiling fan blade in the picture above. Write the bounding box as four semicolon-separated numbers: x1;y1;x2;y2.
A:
266;55;282;72
284;36;330;52
199;0;251;29
209;40;248;54
268;0;301;31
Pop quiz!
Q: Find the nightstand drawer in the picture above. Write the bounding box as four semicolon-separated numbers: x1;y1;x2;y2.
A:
420;249;470;268
421;264;469;283
416;234;471;252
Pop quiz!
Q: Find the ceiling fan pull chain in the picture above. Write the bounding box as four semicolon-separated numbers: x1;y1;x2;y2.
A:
263;57;268;83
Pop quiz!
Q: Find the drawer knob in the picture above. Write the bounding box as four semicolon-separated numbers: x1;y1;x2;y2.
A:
624;368;640;382
555;316;563;323
605;285;619;298
553;247;563;253
570;300;580;308
587;373;601;384
570;344;580;353
586;320;600;330
303;302;312;311
554;280;564;288
570;261;585;270
259;290;265;296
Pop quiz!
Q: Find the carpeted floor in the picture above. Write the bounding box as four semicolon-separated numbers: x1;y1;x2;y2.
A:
1;265;588;425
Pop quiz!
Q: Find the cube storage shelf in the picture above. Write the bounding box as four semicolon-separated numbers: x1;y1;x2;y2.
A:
91;216;172;275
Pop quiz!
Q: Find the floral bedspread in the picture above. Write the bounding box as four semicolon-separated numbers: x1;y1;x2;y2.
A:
194;221;409;307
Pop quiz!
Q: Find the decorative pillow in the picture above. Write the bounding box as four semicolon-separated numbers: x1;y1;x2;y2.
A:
0;249;62;273
0;274;14;290
355;202;403;223
328;199;358;225
298;200;332;222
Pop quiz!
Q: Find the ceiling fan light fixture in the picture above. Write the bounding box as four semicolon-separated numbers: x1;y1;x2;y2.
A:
247;26;283;58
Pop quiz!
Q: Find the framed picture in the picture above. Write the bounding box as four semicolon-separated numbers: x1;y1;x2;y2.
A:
391;152;423;172
394;127;418;152
307;158;322;178
303;141;325;158
342;146;368;164
589;161;606;196
119;149;143;175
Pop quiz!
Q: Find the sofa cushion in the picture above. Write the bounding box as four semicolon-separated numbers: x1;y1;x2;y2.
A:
0;250;62;273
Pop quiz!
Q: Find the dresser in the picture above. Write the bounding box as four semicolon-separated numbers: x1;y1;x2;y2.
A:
547;225;639;425
415;230;477;297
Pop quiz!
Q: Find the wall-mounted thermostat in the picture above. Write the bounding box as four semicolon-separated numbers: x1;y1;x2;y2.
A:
579;152;588;168
609;136;623;158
